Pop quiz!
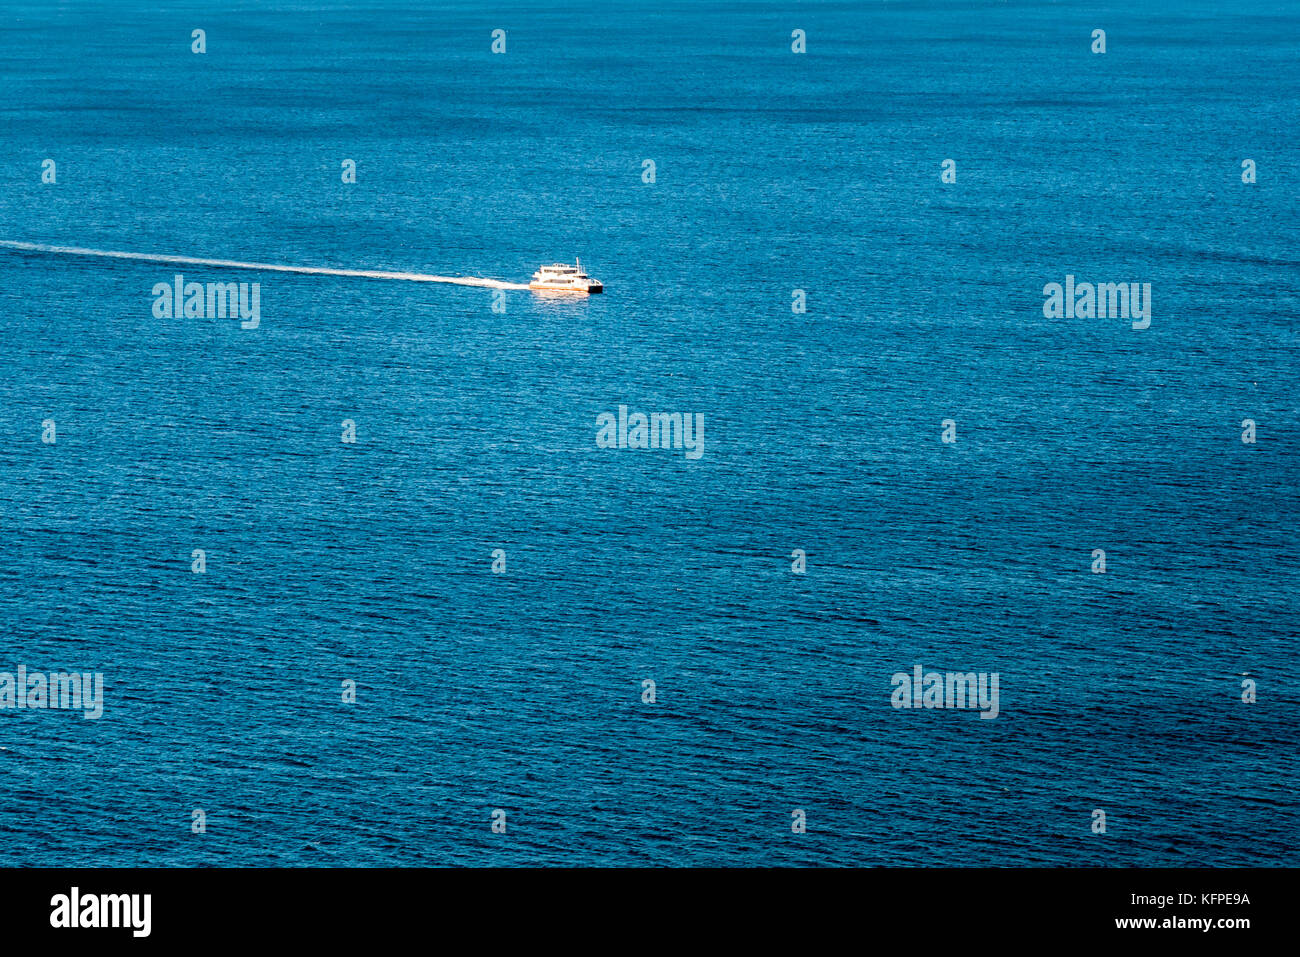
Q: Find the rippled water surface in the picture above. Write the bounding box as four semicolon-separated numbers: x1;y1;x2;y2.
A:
0;0;1296;865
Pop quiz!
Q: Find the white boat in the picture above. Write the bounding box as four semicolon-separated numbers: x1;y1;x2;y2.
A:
529;259;603;293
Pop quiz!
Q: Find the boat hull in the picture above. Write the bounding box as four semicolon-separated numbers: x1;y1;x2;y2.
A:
529;281;603;294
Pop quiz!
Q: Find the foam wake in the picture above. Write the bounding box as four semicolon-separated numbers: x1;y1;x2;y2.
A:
0;240;531;289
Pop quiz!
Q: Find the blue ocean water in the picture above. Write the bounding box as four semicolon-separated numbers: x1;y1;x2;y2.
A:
0;0;1296;866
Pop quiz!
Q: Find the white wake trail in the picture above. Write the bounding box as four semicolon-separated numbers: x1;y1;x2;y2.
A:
0;240;531;290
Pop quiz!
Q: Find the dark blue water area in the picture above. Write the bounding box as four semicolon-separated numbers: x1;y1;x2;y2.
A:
0;1;1295;865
